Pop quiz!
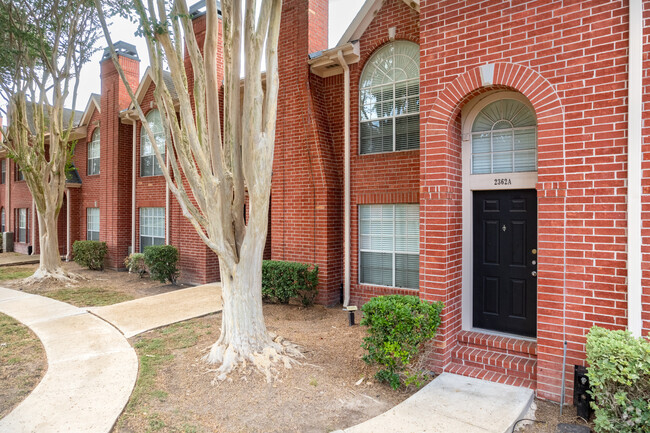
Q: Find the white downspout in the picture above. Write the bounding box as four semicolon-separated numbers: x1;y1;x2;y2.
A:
66;188;70;261
627;0;643;337
6;162;10;234
165;153;170;245
338;50;352;307
131;115;137;254
31;199;35;254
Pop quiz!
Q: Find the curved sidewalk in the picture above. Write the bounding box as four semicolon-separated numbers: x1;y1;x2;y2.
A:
0;287;138;433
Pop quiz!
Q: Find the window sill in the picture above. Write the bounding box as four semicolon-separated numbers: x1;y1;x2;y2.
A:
358;148;420;157
358;282;419;291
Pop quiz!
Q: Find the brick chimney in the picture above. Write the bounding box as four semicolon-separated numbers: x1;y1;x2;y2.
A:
271;0;341;305
100;41;140;268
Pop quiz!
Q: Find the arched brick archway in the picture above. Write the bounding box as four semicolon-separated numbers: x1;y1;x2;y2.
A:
420;62;568;399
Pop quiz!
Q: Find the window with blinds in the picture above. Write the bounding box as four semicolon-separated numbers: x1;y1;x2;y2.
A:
87;129;100;175
471;99;537;174
141;110;166;177
359;41;420;155
17;208;27;243
87;208;99;241
140;207;165;252
359;204;419;289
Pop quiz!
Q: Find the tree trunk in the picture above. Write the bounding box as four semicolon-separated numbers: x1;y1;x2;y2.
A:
205;198;299;381
26;208;74;282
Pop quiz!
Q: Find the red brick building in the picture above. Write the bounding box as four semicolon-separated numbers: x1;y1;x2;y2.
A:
1;0;649;403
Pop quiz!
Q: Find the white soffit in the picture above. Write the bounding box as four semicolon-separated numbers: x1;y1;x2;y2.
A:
309;42;361;78
336;0;419;47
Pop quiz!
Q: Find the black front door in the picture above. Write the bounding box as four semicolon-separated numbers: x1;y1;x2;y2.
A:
473;189;537;337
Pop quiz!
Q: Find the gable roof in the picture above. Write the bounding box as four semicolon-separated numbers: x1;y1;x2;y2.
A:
79;93;100;127
129;67;179;110
337;0;419;47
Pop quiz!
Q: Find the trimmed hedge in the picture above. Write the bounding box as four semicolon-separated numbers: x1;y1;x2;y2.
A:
361;295;443;390
262;260;318;306
72;240;108;270
143;245;179;284
586;326;650;433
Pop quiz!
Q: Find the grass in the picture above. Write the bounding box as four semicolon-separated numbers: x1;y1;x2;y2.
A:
0;266;34;280
43;287;134;307
0;313;45;418
0;313;42;364
117;318;206;431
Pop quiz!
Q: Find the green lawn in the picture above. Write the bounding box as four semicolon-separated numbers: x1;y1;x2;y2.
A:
0;267;34;280
44;287;134;307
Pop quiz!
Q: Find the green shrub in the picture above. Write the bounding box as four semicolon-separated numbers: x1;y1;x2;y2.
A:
144;245;179;284
72;240;108;270
360;295;443;390
261;260;318;306
586;326;650;433
124;253;147;277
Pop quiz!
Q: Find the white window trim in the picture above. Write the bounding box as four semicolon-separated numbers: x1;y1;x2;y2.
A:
358;203;419;290
88;129;100;176
18;208;27;243
460;91;539;334
140;110;166;177
86;208;99;241
359;41;420;156
139;207;165;252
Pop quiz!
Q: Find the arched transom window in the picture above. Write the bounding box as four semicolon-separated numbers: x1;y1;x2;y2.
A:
140;109;166;177
471;99;537;174
87;128;100;175
359;41;420;154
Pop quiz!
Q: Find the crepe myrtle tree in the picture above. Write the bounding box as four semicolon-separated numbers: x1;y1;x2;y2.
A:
96;0;297;380
0;0;100;282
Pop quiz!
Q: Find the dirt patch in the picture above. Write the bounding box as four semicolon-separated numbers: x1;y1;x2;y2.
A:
0;313;46;418
115;304;421;433
518;399;594;432
2;261;190;303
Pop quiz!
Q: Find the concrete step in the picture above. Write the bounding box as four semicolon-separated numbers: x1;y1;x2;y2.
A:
447;363;536;390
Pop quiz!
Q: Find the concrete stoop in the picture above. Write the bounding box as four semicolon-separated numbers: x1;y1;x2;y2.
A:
334;373;534;433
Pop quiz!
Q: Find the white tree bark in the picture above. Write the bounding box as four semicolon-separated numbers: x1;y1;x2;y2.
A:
96;0;295;380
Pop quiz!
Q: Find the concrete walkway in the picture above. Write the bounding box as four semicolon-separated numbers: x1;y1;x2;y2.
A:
0;287;138;433
335;373;534;433
89;283;222;337
1;283;532;433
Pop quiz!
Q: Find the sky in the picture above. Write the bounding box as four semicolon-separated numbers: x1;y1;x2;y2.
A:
73;0;366;111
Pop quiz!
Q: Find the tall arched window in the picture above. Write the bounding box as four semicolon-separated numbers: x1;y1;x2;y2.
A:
87;128;100;175
471;99;537;174
359;41;420;155
140;109;166;177
1;207;5;233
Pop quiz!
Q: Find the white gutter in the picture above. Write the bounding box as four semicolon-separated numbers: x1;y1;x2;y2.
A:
6;163;10;233
337;50;352;308
165;153;170;245
627;0;643;337
131;115;137;254
66;188;70;261
31;199;35;254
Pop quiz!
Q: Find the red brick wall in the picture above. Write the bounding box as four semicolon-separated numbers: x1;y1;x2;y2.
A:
73;107;102;249
272;0;342;304
101;54;140;268
331;0;420;307
418;0;634;402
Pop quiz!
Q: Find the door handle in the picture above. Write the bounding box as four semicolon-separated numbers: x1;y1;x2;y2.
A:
531;271;537;277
